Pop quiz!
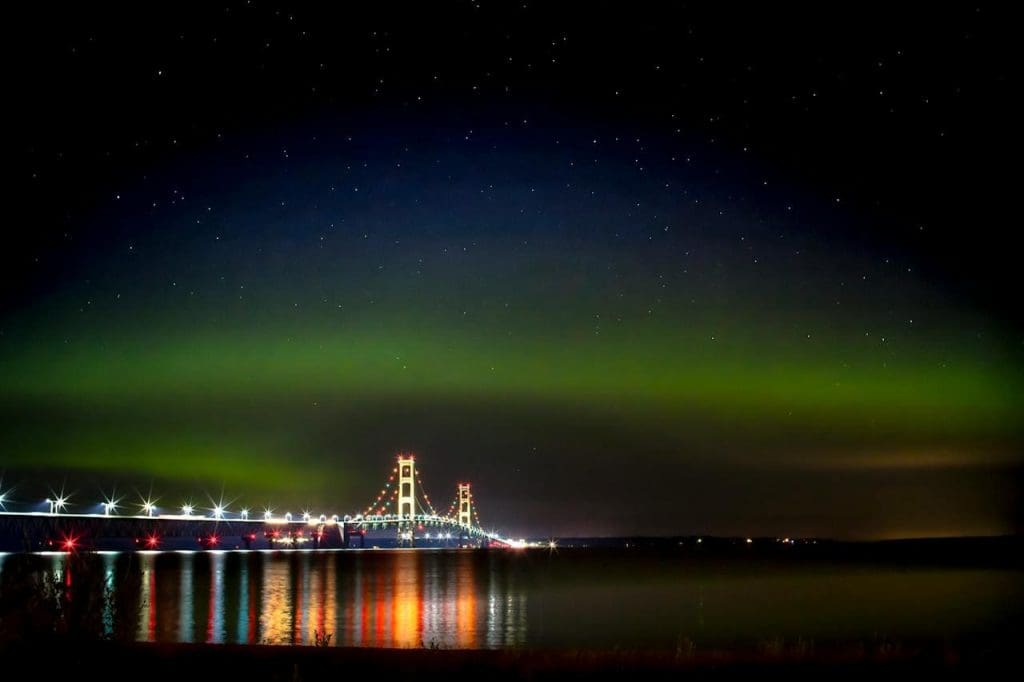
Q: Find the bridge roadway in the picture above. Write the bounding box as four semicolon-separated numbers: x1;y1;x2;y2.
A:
0;510;511;552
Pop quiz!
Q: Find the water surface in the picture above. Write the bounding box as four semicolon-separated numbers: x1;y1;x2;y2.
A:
0;549;1019;649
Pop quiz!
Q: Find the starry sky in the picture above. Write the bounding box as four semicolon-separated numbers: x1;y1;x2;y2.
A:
2;2;1020;538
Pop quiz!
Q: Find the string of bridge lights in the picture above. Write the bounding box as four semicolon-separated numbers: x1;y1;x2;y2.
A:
362;466;398;517
0;461;500;542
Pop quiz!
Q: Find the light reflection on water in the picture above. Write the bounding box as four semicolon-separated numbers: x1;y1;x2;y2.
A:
0;549;1019;649
69;549;528;648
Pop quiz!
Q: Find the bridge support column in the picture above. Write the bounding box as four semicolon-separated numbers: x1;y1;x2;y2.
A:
398;454;416;546
458;483;472;528
398;455;416;520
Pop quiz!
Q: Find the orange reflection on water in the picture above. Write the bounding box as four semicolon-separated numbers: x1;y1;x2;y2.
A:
324;555;337;641
392;552;422;647
372;565;388;646
292;556;304;644
260;554;292;644
302;555;336;645
455;552;477;648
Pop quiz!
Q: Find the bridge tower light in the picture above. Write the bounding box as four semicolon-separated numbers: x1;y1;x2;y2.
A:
397;454;416;520
458;483;472;527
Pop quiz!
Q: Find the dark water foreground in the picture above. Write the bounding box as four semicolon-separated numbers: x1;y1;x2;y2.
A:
1;540;1021;676
2;638;1013;681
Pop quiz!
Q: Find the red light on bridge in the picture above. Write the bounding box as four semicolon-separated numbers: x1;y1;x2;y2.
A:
146;534;160;548
61;535;78;552
208;535;219;546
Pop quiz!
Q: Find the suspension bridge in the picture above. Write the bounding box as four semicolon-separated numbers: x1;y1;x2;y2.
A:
0;453;528;552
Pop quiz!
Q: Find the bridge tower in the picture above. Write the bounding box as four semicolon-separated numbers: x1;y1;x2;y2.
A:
458;483;472;527
398;454;416;520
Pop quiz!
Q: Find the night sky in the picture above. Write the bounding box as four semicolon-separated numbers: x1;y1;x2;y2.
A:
2;2;1020;539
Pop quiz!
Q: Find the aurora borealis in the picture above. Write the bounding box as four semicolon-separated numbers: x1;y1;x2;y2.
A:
2;3;1020;538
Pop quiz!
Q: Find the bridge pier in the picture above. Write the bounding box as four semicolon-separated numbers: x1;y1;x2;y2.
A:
341;521;365;549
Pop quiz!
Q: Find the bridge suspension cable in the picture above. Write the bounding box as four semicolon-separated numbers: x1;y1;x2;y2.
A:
444;495;459;520
413;468;438;516
362;464;398;517
472;498;482;529
377;486;398;516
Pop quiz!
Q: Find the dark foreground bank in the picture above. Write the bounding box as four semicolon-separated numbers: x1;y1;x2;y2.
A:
3;638;1014;681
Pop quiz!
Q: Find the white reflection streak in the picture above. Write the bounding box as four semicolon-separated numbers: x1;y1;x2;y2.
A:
178;554;194;643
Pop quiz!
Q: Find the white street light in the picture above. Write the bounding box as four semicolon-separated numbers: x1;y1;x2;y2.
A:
182;504;194;516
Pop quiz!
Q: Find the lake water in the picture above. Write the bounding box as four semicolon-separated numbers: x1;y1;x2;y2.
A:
0;548;1020;649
